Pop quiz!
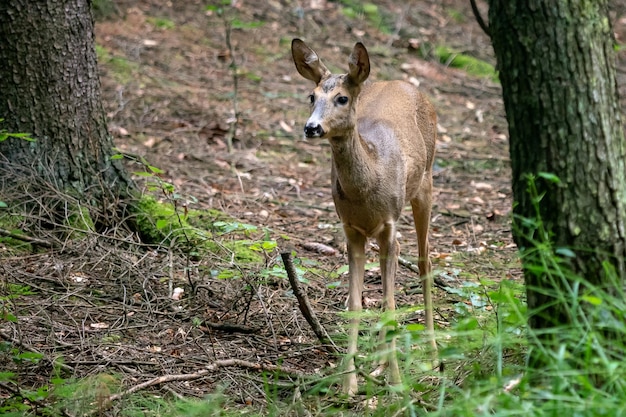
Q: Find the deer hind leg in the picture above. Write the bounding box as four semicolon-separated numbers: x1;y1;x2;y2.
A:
410;179;437;353
372;221;401;385
343;226;366;395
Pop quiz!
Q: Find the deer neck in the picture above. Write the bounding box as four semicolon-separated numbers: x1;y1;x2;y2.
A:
328;127;377;199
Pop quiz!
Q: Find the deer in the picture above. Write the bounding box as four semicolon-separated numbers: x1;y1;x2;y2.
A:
291;39;438;395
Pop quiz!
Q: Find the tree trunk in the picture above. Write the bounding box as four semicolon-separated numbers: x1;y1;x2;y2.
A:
0;0;134;228
488;0;626;360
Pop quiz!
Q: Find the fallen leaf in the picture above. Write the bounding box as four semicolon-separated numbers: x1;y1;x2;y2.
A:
144;137;157;148
172;287;184;300
472;181;493;191
279;120;293;133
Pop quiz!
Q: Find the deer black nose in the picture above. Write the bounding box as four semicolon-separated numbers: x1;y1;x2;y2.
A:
304;123;324;138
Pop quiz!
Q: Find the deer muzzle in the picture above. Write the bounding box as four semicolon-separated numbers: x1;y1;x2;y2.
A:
304;122;325;138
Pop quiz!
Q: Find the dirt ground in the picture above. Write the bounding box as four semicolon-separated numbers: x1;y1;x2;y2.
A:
2;0;626;412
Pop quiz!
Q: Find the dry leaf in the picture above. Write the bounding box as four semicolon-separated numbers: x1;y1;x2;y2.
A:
279;120;293;133
172;287;184;300
363;296;379;308
213;159;231;170
144;137;157;148
472;181;493;191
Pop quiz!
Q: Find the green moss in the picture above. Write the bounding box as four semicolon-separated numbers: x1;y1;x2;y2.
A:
134;196;206;245
0;211;31;251
146;16;176;30
134;196;265;264
434;46;498;81
95;45;138;84
66;205;95;237
446;8;465;23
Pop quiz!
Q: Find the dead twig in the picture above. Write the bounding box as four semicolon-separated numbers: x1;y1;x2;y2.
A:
281;251;339;355
0;329;74;372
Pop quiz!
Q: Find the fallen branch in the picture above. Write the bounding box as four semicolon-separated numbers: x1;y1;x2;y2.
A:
369;244;448;290
97;359;305;414
0;227;54;248
281;251;339;355
201;321;256;334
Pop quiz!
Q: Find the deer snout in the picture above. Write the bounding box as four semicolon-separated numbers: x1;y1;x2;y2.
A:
304;122;325;138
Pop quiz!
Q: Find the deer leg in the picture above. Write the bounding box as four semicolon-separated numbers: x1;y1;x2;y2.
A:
343;226;366;395
410;183;437;353
374;221;401;385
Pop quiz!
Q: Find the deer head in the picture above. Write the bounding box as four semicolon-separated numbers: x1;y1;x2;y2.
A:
291;39;370;139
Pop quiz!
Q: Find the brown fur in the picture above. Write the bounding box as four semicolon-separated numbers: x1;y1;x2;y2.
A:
292;39;438;395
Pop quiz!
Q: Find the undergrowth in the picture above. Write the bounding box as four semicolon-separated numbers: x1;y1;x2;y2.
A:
1;143;624;416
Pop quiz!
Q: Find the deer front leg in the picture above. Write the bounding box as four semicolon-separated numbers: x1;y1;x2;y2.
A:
374;221;401;385
343;226;366;395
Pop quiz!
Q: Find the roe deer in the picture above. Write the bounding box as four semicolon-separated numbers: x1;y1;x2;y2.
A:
291;39;438;395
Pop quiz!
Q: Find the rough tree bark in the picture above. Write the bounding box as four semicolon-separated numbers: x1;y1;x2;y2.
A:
0;0;134;228
487;0;626;360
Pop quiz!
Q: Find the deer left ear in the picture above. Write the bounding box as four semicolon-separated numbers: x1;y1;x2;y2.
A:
347;42;370;85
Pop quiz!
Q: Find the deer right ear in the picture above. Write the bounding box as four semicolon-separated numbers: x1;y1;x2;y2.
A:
291;39;329;84
347;42;370;85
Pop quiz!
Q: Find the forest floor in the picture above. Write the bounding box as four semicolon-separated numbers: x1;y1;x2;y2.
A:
2;0;626;414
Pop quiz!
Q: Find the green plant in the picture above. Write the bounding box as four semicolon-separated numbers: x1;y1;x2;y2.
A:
205;1;264;152
0;120;34;143
432;175;626;416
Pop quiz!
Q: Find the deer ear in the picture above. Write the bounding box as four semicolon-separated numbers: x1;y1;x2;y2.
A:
291;39;330;84
347;42;370;85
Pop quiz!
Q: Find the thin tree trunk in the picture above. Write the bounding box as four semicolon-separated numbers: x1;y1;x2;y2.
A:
0;0;134;228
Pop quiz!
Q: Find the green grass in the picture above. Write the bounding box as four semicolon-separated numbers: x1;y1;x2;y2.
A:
3;170;625;415
4;241;625;415
337;0;394;34
434;46;498;81
146;16;176;30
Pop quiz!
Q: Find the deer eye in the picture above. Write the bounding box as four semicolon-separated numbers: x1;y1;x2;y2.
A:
336;96;349;105
308;94;315;104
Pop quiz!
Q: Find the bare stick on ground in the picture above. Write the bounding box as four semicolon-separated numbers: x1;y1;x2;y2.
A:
95;359;305;415
281;251;339;355
0;227;54;248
